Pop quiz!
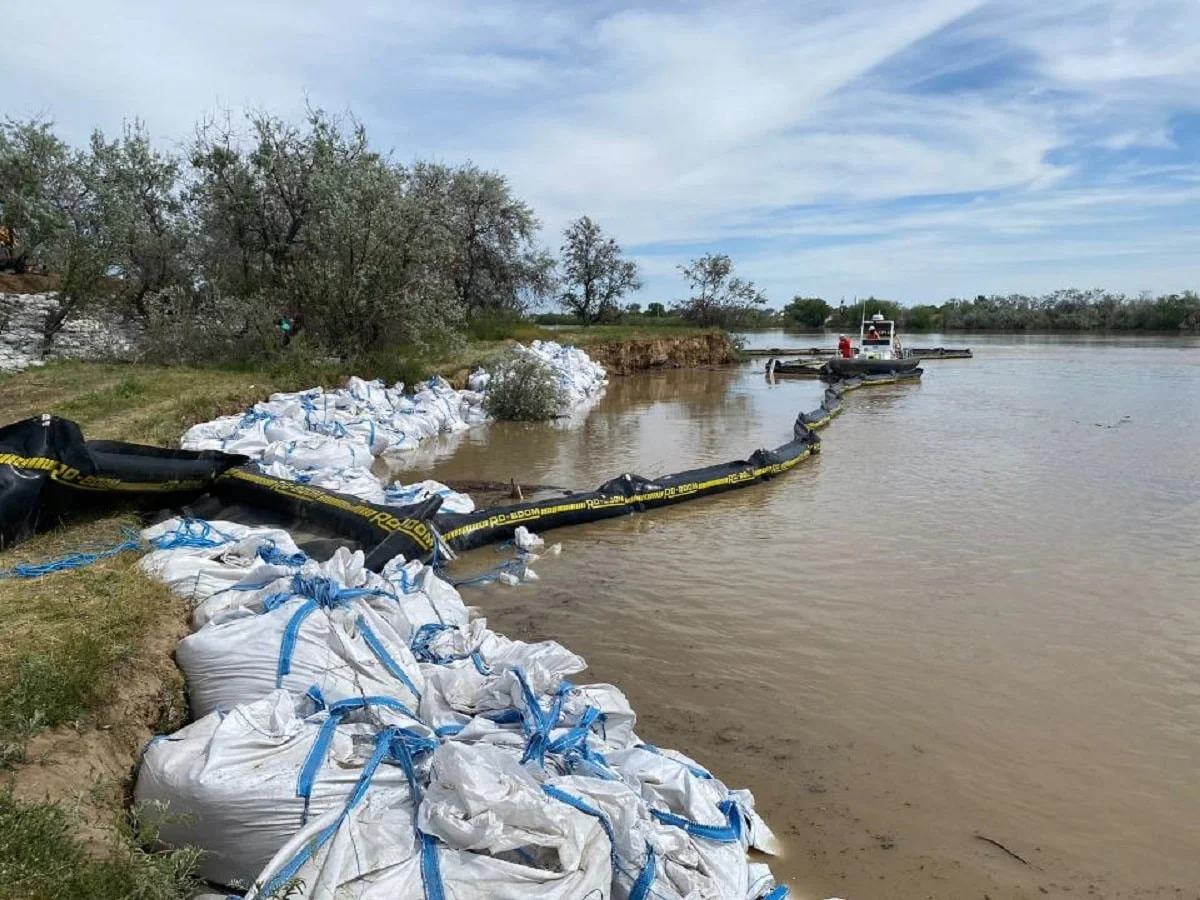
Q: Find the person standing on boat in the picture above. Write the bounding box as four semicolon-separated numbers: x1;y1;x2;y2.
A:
838;334;853;358
867;325;881;341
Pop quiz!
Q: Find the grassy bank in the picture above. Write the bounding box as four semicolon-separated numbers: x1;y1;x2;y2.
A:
0;323;732;896
0;515;196;898
0;323;726;441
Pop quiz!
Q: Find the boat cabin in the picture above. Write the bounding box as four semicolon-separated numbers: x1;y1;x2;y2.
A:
859;313;900;360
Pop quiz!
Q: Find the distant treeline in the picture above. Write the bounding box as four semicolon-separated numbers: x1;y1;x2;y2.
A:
783;291;1200;332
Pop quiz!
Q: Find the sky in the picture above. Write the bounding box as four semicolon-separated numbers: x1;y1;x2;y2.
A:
4;0;1199;306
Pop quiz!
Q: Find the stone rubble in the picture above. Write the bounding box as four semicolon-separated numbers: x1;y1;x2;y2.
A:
0;291;142;372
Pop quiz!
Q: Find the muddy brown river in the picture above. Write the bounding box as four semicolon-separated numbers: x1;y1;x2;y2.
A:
390;333;1200;899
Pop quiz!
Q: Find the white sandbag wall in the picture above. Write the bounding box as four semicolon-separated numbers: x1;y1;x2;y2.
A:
179;341;608;514
134;514;789;898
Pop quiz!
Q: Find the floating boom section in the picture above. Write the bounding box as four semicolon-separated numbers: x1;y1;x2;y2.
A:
0;415;245;550
0;371;918;558
434;378;894;552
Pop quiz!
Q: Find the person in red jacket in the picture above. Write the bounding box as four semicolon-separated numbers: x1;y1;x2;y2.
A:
838;334;853;358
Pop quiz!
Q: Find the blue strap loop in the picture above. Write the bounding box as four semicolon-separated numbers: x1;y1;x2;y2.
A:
263;725;444;898
356;616;422;701
649;799;743;843
149;518;236;551
542;784;656;896
256;541;307;567
410;623;490;675
271;575;397;689
295;695;423;821
513;669;573;766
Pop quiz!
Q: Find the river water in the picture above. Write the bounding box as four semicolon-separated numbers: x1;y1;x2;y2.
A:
391;332;1200;899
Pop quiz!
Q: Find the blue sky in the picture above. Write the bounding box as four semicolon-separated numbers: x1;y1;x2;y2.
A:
4;0;1198;306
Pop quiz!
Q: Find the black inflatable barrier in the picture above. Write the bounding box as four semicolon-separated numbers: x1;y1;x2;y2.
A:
1;371;920;558
208;466;441;570
436;429;821;553
436;372;921;552
0;415;246;550
908;347;972;359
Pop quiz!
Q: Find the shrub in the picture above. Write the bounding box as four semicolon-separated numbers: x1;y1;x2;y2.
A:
482;350;565;421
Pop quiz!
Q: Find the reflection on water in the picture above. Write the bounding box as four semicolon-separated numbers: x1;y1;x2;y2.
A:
395;333;1200;899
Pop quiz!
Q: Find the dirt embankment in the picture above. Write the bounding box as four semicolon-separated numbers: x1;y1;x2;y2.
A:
445;331;741;387
583;332;740;375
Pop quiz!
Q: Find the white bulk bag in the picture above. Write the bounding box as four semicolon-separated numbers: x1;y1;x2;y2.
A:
606;745;782;899
177;582;424;717
139;518;305;606
135;690;428;888
245;743;611;900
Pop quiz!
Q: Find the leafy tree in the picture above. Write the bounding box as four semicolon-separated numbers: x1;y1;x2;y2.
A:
625;302;642;315
646;301;666;318
0;117;108;336
903;304;941;331
188;108;467;355
783;296;829;328
676;253;766;327
558;216;641;325
827;297;903;330
88;121;190;318
0;118;71;274
441;163;555;317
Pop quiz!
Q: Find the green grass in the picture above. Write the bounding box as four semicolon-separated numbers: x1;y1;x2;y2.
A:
0;791;201;900
550;323;716;345
0;516;182;766
0;325;727;445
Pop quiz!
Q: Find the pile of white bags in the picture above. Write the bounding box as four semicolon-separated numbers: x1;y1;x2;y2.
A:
178;342;607;516
516;340;609;412
134;514;787;897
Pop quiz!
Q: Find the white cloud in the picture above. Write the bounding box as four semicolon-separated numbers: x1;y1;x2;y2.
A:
0;0;1197;301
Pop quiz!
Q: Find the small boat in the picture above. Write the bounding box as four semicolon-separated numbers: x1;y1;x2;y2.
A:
827;312;922;376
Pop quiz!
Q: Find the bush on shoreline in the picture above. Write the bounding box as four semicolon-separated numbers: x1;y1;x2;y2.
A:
482;350;565;421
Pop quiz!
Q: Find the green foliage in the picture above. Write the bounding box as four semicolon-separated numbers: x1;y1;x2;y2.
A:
2;110;559;360
0;546;174;767
482;350;565;421
435;163;555;317
559;216;641;325
0;117;108;336
783;296;830;328
903;303;942;331
646;301;666;317
0;631;121;745
0;581;150;766
0;792;201;900
189;110;463;357
676;253;767;327
0;119;75;273
88;121;190;318
935;289;1200;331
464;313;551;343
822;290;1200;332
